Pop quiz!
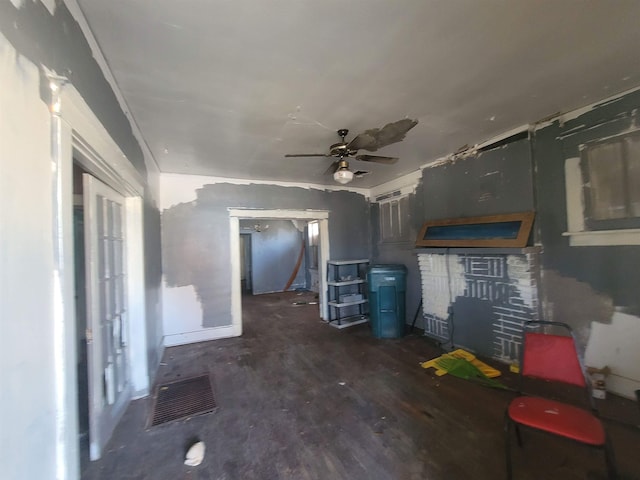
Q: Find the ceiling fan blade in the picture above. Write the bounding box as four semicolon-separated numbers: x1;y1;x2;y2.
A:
323;160;340;175
346;132;377;152
347;118;418;152
285;153;332;158
355;154;398;164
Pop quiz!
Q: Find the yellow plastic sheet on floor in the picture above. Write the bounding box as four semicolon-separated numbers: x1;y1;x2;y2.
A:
420;348;502;378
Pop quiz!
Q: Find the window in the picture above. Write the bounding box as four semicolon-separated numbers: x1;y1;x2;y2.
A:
415;212;534;248
378;194;411;243
581;132;640;230
564;129;640;246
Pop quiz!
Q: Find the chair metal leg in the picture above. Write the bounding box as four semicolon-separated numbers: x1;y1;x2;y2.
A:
604;435;618;480
514;424;523;447
504;412;513;480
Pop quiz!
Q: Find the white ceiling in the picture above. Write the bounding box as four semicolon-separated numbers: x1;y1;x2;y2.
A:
76;0;640;188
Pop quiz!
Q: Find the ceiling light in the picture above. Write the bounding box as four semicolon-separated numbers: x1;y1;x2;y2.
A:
333;168;354;184
333;160;354;184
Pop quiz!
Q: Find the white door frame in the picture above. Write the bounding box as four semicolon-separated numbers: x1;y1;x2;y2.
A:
228;209;331;334
49;78;148;474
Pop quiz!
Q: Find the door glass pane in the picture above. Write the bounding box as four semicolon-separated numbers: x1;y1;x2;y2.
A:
102;279;111;321
101;371;107;407
102;238;110;279
113;202;123;238
97;198;106;279
114;315;125;393
113;240;123;277
101;322;110;370
110;277;118;319
96;196;104;237
115;275;124;314
98;279;107;324
105;363;115;405
106;200;114;240
112;317;121;355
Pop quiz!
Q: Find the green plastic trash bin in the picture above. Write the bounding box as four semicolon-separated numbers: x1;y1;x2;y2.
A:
367;264;407;338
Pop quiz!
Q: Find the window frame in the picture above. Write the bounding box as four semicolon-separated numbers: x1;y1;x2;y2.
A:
415;212;535;248
580;131;640;231
563;127;640;247
307;220;319;269
378;193;411;244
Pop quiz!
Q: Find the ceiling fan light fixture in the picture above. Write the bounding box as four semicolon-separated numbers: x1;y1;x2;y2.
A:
285;120;418;184
333;167;354;184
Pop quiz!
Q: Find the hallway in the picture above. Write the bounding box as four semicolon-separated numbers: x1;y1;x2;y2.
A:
82;292;640;480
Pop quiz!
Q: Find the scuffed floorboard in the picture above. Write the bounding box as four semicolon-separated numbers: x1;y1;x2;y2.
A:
81;292;640;480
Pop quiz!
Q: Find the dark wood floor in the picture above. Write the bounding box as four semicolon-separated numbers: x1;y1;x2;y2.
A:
82;292;640;480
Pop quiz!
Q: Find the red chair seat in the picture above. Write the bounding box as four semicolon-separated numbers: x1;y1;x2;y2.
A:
508;396;605;445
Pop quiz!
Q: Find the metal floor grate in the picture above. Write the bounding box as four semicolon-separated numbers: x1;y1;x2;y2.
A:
149;374;217;427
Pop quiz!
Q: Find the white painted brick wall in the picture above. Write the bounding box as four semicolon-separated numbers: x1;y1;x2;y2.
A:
418;251;540;361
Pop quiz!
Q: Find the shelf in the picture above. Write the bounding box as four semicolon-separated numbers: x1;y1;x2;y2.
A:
326;259;370;325
327;259;369;266
328;299;368;308
327;279;365;287
329;315;369;329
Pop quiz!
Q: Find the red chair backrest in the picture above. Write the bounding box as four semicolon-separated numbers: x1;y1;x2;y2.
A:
522;332;586;387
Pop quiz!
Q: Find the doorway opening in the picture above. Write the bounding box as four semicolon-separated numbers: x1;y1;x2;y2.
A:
238;218;315;331
239;218;308;296
50;80;150;473
229;209;330;336
72;155;137;463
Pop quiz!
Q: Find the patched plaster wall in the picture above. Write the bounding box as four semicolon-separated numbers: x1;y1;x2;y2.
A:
1;0;165;380
534;89;640;398
372;137;534;332
374;90;640;398
0;1;147;176
0;31;60;480
418;250;540;361
160;174;371;344
0;3;164;476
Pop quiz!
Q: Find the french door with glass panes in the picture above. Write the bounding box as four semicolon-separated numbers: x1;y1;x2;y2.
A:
83;174;132;460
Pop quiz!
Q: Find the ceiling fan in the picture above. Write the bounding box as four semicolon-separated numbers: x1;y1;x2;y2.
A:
285;118;418;184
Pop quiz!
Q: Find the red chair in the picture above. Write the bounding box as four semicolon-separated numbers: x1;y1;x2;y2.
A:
504;321;617;479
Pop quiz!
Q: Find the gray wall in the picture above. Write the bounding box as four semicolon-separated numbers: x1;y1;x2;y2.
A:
372;89;640;397
240;219;307;294
534;90;640;327
0;1;146;176
532;92;640;397
144;198;164;369
419;137;534;221
372;138;535;332
371;191;424;330
162;183;370;328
